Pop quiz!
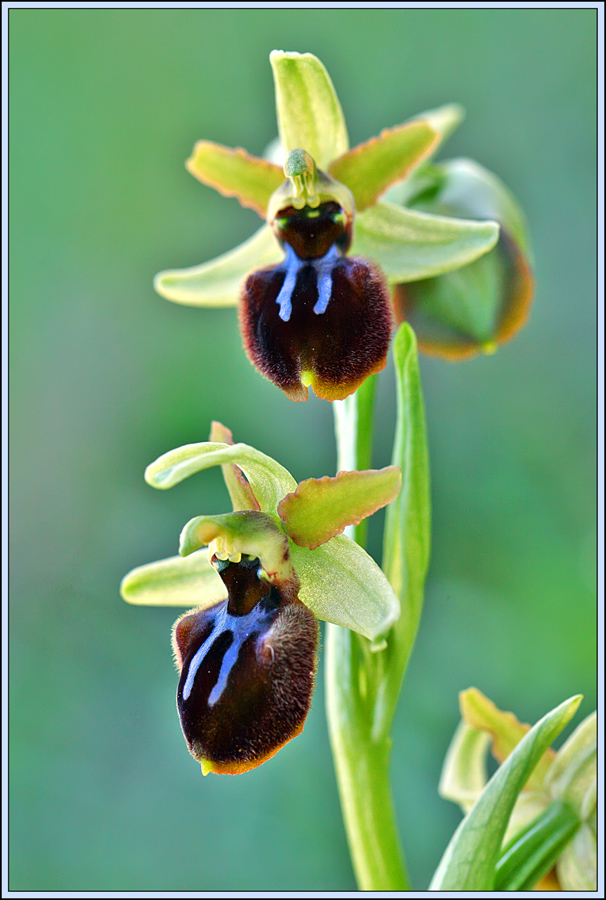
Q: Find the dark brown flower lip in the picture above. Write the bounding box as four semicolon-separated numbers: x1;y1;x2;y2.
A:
173;555;318;774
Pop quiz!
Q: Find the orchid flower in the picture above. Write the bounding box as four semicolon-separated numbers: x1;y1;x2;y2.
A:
121;422;402;774
154;51;532;400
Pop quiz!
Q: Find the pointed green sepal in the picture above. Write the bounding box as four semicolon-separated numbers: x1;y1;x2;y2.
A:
352;201;499;283
145;440;296;515
328;120;439;212
278;467;401;549
120;550;227;608
430;694;582;890
179;510;297;594
289;534;400;641
270;50;349;169
186;141;284;216
438;721;492;814
154;225;282;307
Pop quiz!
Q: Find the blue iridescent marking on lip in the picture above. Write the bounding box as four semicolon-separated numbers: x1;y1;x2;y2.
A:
275;244;303;322
275;243;340;322
313;245;339;315
182;604;226;701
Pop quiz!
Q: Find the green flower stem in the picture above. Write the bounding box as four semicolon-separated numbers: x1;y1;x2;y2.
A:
327;374;410;891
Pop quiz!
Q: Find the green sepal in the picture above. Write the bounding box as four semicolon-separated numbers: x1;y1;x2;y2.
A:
120;550;226;608
270;50;349;169
352;201;499;283
328;120;438;212
429;694;582;890
186;140;284;216
278;467;401;549
438;721;491;814
154;225;282;307
290;535;400;641
144;441;296;516
179;510;297;592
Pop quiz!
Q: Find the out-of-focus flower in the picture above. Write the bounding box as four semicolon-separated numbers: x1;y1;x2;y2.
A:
154;51;531;399
439;688;596;890
121;422;402;774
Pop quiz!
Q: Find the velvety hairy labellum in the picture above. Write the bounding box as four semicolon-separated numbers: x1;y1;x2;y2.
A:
173;555;318;774
241;201;392;401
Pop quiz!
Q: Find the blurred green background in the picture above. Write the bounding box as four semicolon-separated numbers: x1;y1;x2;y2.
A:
9;8;596;892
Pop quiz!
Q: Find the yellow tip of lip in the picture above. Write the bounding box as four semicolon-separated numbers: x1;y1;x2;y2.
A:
482;341;497;355
301;369;313;387
200;759;213;776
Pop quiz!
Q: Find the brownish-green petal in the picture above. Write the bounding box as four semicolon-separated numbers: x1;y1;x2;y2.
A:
186;141;284;217
278;466;401;548
328;120;439;211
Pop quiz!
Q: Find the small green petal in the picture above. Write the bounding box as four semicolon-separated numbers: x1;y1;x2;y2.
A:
120;550;226;608
186;141;284;217
460;687;555;791
270;50;349;169
144;440;296;516
328;120;439;211
438;721;491;813
352;201;499;283
278;467;401;549
430;695;582;890
289;534;399;641
154;225;282;307
209;421;260;511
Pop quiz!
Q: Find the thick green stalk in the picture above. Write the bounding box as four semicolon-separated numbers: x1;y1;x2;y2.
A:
326;375;410;891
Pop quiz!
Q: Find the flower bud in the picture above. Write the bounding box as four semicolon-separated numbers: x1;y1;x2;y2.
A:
172;554;318;774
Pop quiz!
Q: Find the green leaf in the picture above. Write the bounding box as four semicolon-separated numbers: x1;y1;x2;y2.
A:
270;50;349;169
186;141;284;216
460;687;555;791
144;441;297;515
328;121;438;211
383;324;431;605
179;511;297;593
120;550;226;608
438;721;491;814
429;694;582;890
208;421;260;511
495;800;581;891
352;201;499;283
278;467;401;549
290;535;400;641
154;225;282;307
